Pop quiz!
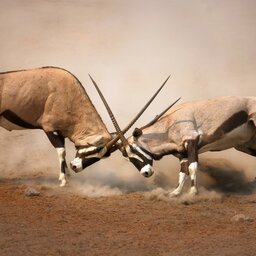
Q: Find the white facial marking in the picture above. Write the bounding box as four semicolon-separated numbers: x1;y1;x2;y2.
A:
140;164;154;177
131;144;152;160
71;157;83;171
78;146;98;155
78;146;107;159
125;145;144;162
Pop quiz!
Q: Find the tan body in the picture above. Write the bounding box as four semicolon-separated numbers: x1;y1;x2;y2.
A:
131;96;256;195
0;67;111;145
0;67;111;186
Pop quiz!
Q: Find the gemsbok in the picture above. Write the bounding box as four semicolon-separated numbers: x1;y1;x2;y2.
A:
0;66;168;186
97;95;256;196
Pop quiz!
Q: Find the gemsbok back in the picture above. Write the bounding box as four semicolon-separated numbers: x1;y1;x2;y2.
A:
105;96;256;196
0;66;168;186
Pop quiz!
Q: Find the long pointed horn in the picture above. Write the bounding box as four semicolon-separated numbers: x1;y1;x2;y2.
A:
119;75;171;135
88;74;128;149
89;74;171;151
140;97;181;129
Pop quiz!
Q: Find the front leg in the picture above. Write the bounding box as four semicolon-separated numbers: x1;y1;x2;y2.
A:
169;158;189;197
45;132;70;187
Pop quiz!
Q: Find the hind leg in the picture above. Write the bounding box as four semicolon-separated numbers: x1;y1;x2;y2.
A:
45;131;70;187
186;139;199;195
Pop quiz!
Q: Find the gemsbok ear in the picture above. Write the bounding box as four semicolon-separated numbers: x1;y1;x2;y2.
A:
133;128;142;138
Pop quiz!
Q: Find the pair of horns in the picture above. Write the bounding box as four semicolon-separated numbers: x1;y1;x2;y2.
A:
88;74;175;151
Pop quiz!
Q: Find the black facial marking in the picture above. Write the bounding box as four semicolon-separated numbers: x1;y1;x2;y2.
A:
82;157;100;168
130;146;153;162
103;151;111;157
0;110;38;129
128;145;153;171
129;158;147;171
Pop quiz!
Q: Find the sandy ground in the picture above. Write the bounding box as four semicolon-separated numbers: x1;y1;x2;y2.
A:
1;172;256;256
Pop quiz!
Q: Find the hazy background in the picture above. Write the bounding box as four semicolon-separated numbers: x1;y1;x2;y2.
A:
0;0;256;195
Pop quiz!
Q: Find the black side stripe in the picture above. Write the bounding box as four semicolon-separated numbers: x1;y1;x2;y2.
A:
199;111;248;148
214;111;248;135
0;110;38;129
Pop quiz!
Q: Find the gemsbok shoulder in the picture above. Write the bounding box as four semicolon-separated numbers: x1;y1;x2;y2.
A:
111;96;256;196
0;66;168;186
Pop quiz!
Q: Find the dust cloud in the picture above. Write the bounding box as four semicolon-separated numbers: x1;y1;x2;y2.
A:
0;0;256;196
146;157;256;204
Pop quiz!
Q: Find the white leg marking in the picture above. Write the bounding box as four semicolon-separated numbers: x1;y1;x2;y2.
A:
59;172;67;187
188;162;198;195
57;147;66;163
56;147;67;186
169;172;188;197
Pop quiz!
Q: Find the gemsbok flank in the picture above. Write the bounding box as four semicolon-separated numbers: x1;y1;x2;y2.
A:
97;95;256;196
0;66;169;186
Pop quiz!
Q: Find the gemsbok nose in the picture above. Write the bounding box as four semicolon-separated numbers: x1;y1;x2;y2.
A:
70;158;83;173
140;164;154;177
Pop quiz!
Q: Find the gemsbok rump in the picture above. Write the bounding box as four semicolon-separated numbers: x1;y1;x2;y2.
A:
0;67;168;186
111;96;256;196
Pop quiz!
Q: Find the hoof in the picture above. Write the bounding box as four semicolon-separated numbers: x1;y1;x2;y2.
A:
189;187;198;196
59;180;67;187
168;190;181;198
59;173;67;187
66;170;71;179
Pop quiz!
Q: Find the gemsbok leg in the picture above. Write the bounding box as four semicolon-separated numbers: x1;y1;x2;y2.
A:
186;139;199;195
45;132;70;187
169;158;189;196
170;138;199;196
